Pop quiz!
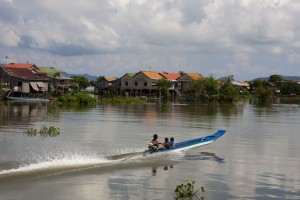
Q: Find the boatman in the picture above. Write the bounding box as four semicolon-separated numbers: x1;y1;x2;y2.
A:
149;134;165;150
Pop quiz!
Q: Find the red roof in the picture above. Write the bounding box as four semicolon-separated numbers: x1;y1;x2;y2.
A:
1;67;48;80
160;72;181;81
3;63;46;74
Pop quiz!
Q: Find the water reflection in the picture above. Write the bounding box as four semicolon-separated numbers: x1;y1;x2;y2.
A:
152;164;174;176
256;172;300;200
0;101;49;126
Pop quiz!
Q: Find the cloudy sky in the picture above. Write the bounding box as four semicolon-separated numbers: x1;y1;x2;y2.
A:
1;0;300;80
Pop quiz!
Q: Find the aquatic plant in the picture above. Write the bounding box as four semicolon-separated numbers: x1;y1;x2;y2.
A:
174;180;204;200
25;128;37;137
25;125;60;137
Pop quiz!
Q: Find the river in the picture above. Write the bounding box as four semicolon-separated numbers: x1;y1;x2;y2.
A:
0;101;299;199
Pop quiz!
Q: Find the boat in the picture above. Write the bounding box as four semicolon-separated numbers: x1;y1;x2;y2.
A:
143;130;226;156
6;96;50;102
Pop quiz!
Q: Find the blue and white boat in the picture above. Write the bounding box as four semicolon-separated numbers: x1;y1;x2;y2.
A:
143;130;226;156
6;96;50;102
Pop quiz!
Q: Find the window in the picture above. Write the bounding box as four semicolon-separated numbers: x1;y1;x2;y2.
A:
135;82;138;86
125;81;128;86
144;82;147;86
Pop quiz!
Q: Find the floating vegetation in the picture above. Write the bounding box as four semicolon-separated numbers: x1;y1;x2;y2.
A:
174;180;204;200
25;125;60;137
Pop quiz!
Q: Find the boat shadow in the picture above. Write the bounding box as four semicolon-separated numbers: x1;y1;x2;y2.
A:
184;151;225;163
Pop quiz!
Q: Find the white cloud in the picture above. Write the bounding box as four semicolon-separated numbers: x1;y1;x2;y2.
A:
1;0;300;80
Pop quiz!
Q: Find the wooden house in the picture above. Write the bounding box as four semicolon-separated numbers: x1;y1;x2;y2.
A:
177;73;203;93
128;71;164;97
119;73;136;97
39;67;73;93
0;63;49;96
95;77;117;95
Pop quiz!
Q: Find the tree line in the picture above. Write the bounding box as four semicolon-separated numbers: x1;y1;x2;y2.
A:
157;74;300;104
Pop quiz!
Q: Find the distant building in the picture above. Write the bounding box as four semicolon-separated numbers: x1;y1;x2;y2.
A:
0;63;49;96
119;73;136;97
39;66;73;93
95;77;118;96
129;71;164;97
177;73;203;93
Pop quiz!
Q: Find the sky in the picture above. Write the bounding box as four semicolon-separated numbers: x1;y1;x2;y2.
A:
1;0;300;81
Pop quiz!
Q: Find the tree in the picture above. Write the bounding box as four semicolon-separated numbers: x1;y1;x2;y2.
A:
255;85;273;103
219;75;239;103
269;74;282;83
71;75;90;91
192;75;219;102
157;78;173;99
269;74;282;90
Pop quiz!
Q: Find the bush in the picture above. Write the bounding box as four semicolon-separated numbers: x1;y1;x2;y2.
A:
57;92;96;106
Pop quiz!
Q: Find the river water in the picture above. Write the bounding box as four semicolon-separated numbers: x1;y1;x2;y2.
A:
0;101;299;200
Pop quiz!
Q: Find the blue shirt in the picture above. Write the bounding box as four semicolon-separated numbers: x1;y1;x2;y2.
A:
168;141;174;148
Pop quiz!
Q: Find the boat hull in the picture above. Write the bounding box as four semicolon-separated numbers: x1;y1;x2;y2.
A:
6;96;49;102
144;130;226;156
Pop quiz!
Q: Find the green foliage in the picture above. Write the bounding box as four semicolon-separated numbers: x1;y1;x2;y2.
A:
71;75;90;91
279;81;300;95
219;75;239;103
174;180;204;200
25;125;60;137
255;85;273;103
157;79;173;99
191;75;219;102
57;92;96;106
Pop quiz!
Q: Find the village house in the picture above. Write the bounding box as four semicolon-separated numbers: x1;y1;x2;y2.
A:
119;73;136;97
95;77;118;95
128;71;164;97
177;73;203;93
39;67;73;93
0;63;49;97
159;72;181;96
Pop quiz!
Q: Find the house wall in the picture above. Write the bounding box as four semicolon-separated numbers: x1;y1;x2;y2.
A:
177;74;194;93
120;74;133;91
131;72;159;90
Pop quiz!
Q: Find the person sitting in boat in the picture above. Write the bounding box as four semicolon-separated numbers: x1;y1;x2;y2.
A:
168;137;175;148
163;137;170;149
149;134;164;150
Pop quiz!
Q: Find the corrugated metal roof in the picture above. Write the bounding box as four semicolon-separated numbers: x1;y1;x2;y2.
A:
160;72;181;81
1;67;48;80
239;81;250;87
127;73;136;78
105;77;117;82
186;73;203;80
3;63;46;74
39;67;72;80
142;71;163;79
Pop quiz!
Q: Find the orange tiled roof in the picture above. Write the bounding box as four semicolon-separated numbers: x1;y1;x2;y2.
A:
160;72;181;81
239;81;250;87
105;77;117;82
186;73;203;80
142;71;163;79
